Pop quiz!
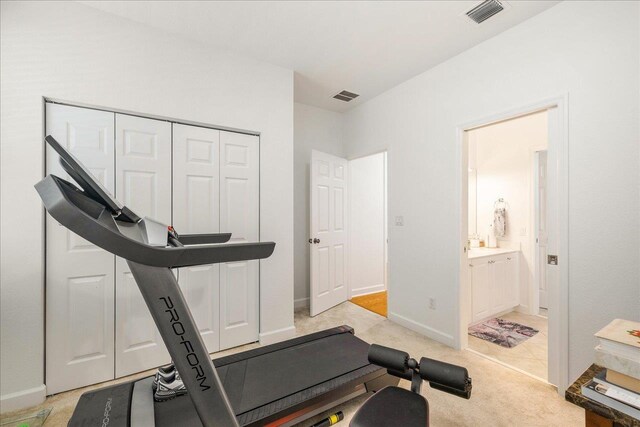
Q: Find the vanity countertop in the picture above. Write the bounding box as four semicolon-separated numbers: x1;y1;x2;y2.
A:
468;247;519;259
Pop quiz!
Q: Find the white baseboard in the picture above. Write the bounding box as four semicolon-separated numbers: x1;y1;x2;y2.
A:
259;325;296;346
0;384;46;414
350;284;385;298
294;297;309;310
388;311;455;347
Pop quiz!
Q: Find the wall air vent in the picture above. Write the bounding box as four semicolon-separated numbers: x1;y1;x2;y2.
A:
333;90;360;102
466;0;504;24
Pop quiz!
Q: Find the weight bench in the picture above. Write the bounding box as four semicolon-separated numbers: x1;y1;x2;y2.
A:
351;344;473;427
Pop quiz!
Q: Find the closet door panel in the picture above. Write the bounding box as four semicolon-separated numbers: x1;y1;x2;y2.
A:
173;124;221;353
45;103;116;394
115;114;172;377
219;131;259;349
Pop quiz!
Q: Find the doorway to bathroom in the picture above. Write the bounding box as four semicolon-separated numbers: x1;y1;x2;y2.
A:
465;111;549;380
458;96;569;392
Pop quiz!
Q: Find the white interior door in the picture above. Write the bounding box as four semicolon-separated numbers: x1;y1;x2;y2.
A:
219;131;259;349
114;114;172;377
310;150;348;316
173;123;221;353
45;103;116;394
536;151;549;309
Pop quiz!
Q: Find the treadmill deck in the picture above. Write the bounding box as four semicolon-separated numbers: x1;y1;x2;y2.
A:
69;326;393;427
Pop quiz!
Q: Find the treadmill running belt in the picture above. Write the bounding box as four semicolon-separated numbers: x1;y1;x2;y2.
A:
153;331;376;427
219;333;371;414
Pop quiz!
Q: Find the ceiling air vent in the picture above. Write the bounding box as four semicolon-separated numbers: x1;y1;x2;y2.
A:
466;0;504;24
333;90;360;102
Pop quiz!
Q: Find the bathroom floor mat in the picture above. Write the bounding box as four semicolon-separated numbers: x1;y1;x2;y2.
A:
468;318;538;348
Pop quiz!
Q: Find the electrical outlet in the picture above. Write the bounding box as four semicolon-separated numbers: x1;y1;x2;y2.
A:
428;297;436;310
395;216;404;226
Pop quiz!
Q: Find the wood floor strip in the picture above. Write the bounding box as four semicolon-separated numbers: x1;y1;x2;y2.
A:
350;291;387;317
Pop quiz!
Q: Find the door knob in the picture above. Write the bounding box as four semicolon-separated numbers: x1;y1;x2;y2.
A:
313;238;320;244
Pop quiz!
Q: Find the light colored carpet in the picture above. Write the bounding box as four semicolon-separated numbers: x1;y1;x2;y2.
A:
350;291;387;317
1;302;581;426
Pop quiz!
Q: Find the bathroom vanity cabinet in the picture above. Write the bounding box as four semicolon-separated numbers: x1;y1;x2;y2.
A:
468;250;519;324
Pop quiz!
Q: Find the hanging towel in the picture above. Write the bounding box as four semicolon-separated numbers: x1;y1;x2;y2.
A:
494;207;506;238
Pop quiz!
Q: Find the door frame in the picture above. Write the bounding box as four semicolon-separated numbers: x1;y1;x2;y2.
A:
346;150;388;300
456;94;569;394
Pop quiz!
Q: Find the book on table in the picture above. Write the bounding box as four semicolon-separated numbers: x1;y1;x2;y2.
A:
594;319;640;380
595;319;640;357
606;369;640;394
581;380;640;419
593;370;640;398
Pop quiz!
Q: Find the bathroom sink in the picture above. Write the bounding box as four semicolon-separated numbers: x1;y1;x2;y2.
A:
468;247;518;259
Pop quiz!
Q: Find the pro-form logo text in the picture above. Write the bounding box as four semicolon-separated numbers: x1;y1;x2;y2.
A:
160;296;211;391
102;397;112;427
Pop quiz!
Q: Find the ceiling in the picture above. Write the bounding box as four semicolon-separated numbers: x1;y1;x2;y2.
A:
81;1;559;112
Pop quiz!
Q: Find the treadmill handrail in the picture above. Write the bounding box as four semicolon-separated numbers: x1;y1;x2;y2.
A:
36;174;274;268
178;233;232;245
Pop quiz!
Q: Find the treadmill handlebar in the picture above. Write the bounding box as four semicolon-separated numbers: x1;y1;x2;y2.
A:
35;174;275;268
175;233;232;245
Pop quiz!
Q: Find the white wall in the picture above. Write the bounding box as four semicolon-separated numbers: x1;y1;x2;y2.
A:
0;1;294;411
349;152;386;297
293;103;344;308
343;0;639;384
470;111;548;311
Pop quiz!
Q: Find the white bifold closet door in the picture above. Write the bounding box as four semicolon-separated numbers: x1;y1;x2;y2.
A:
45;104;260;392
114;114;172;377
45;103;116;394
219;131;259;349
173;126;259;351
172;124;221;353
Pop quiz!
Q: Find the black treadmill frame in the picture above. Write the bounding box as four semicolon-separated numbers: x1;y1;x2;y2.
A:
36;136;272;427
37;136;398;427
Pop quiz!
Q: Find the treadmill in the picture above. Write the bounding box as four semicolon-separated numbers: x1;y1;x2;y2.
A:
37;135;398;427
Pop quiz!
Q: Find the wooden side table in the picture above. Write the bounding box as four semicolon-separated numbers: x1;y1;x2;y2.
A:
565;364;640;427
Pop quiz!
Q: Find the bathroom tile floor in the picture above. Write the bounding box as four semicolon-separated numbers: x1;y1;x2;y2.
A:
468;310;548;380
2;303;579;427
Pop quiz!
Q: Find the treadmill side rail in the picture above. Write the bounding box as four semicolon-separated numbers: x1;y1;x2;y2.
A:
127;261;239;427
